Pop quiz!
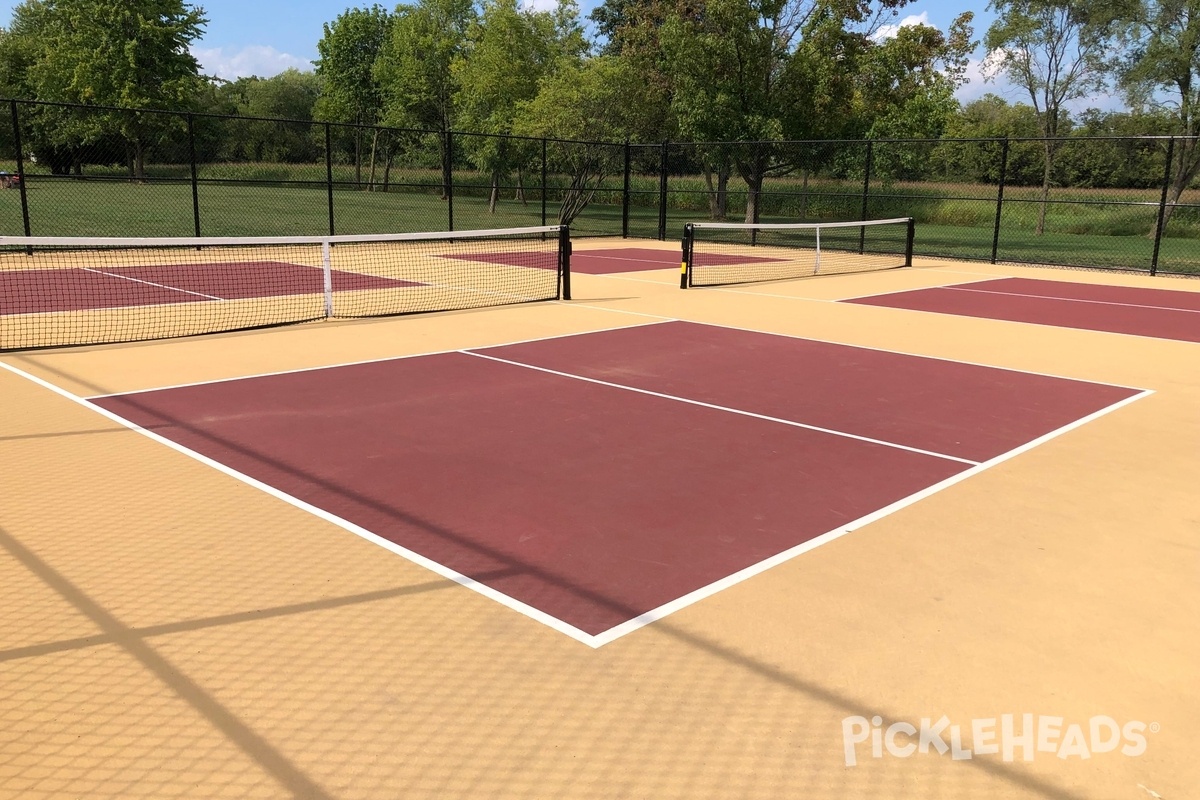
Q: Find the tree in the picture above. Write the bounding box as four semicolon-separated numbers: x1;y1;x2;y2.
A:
3;0;207;181
374;0;475;198
515;56;658;223
984;0;1116;233
660;0;918;223
314;5;392;186
1117;0;1200;228
453;0;576;212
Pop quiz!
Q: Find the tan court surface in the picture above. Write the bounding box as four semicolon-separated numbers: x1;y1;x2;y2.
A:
2;240;1198;799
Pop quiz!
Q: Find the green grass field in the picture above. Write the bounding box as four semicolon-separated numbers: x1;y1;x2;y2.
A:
1;174;1197;275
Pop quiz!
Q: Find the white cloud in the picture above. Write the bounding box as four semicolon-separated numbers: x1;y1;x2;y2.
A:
191;45;312;80
872;12;932;41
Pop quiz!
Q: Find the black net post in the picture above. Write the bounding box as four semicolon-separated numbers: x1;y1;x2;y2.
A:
541;137;548;226
905;217;915;267
187;113;201;238
859;141;873;253
9;100;32;249
1151;136;1175;276
622;139;631;238
658;141;669;240
324;122;336;236
558;224;572;300
445;129;455;232
680;223;694;288
991;137;1010;264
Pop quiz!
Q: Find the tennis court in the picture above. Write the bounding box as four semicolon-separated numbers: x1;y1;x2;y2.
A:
844;277;1200;343
2;222;1198;800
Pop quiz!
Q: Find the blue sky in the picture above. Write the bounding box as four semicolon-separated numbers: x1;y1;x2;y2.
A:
0;0;1118;109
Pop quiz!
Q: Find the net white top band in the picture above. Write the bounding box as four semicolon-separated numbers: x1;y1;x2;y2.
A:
689;218;911;231
0;225;565;250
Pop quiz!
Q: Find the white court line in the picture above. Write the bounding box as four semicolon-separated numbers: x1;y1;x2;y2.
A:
81;319;674;399
0;357;1154;649
0;358;599;647
82;267;226;301
462;350;979;466
945;284;1200;314
834;276;1003;302
590;387;1153;646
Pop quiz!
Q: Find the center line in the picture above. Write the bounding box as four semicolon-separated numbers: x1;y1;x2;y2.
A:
462;351;980;466
83;267;226;301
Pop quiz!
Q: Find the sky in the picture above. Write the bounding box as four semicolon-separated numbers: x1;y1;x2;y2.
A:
0;0;1123;111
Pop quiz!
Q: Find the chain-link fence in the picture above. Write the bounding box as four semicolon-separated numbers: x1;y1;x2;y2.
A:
1;98;1197;275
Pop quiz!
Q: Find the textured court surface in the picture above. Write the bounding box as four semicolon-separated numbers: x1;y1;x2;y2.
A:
2;245;1199;800
845;276;1200;342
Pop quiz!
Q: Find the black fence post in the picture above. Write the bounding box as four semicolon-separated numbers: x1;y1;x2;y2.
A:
541;137;548;226
1151;136;1175;276
324;122;335;236
622;139;631;239
859;140;873;253
991;137;1010;264
444;129;454;232
658;140;669;240
680;223;693;289
10;99;32;247
187;113;201;238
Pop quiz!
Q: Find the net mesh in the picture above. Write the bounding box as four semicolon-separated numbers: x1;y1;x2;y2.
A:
0;226;567;350
684;218;914;288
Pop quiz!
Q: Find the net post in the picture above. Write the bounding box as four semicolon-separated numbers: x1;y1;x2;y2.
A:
680;223;693;288
324;122;335;236
657;140;668;241
558;224;572;300
991;137;1009;264
9;99;33;254
187;113;202;241
1151;136;1174;276
622;138;631;239
321;239;334;318
905;217;915;267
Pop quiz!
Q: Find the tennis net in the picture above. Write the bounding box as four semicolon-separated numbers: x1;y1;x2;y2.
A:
681;218;915;288
0;225;570;350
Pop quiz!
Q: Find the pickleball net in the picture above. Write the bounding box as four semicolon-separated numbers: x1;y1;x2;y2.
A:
681;218;914;288
0;225;570;350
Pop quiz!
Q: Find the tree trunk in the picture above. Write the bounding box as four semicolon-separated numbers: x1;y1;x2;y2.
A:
1159;139;1200;232
801;169;809;219
716;166;728;220
738;148;767;225
354;128;362;188
488;167;500;214
1036;141;1053;236
704;163;718;218
383;146;393;192
135;140;145;184
367;129;379;192
516;167;526;204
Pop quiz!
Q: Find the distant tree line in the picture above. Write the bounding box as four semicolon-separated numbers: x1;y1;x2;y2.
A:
0;0;1196;227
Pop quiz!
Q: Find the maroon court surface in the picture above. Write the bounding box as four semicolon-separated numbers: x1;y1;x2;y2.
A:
844;277;1200;343
447;247;783;275
1;262;420;315
91;322;1141;638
